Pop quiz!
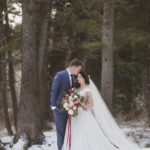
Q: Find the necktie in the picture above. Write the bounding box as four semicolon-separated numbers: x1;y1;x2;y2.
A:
71;74;74;87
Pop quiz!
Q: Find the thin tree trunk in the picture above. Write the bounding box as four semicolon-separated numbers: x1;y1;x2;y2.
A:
8;51;18;130
14;0;49;144
0;0;13;136
4;0;18;130
101;0;114;111
142;66;150;126
141;3;150;127
1;53;13;135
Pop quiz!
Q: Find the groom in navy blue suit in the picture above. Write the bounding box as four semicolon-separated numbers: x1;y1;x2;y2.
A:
51;58;82;150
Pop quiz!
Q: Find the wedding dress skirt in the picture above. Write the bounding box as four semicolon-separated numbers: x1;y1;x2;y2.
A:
62;109;124;150
62;81;150;150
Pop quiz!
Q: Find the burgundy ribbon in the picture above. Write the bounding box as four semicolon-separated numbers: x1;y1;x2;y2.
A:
67;115;72;150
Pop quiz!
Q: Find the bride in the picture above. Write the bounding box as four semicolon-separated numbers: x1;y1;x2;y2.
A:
62;71;150;150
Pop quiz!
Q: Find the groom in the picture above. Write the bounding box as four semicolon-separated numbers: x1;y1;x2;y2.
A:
51;58;82;150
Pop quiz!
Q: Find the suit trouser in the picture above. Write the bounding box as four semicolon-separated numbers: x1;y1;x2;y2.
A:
53;109;68;150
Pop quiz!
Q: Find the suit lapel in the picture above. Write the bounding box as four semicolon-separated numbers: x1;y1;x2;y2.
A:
64;69;71;88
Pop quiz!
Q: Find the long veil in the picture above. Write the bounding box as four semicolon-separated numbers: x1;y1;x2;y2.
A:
89;79;150;150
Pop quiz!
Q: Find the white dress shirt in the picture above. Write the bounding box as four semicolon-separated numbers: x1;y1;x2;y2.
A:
67;68;72;86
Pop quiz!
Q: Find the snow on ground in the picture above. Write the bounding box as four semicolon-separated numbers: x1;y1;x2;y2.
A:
0;129;57;150
119;120;150;148
0;120;150;150
0;123;57;150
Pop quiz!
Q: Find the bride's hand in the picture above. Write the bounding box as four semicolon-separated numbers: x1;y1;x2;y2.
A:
84;106;88;110
84;99;88;105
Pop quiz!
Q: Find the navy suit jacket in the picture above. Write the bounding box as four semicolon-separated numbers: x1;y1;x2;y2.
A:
51;69;71;110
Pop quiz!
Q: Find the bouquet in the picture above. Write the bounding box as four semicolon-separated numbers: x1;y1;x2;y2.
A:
59;88;88;150
60;88;88;117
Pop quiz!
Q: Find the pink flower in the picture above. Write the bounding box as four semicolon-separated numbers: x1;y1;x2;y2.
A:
75;101;77;104
78;99;81;103
73;101;77;105
71;88;74;91
67;105;72;109
71;93;74;96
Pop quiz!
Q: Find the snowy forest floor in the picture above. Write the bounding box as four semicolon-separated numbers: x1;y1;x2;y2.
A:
0;120;150;150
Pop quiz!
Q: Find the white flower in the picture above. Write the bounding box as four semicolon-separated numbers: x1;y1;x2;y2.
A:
68;109;74;115
66;107;69;110
63;103;68;108
69;101;73;106
74;95;78;99
78;106;83;112
69;96;72;100
73;106;77;110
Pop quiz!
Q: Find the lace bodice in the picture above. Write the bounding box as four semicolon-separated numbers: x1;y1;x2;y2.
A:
77;87;90;97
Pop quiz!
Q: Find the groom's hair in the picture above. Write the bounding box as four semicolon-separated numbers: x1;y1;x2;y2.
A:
69;58;83;67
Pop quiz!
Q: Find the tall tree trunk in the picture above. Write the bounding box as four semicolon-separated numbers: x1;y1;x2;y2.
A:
14;0;49;144
4;0;18;131
0;0;13;136
141;2;150;127
101;0;114;111
40;20;51;130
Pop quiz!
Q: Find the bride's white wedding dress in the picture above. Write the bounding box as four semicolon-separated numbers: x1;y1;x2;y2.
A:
62;79;150;150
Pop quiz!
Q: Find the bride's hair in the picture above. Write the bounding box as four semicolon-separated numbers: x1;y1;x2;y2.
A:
79;71;90;85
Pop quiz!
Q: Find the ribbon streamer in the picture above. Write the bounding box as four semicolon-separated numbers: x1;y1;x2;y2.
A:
67;115;72;150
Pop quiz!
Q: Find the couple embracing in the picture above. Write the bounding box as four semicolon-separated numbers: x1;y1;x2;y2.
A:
50;58;147;150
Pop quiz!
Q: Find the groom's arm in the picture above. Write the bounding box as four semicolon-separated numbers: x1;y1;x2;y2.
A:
50;72;61;109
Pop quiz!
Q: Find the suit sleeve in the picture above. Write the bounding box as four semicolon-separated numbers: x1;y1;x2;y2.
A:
50;72;61;107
